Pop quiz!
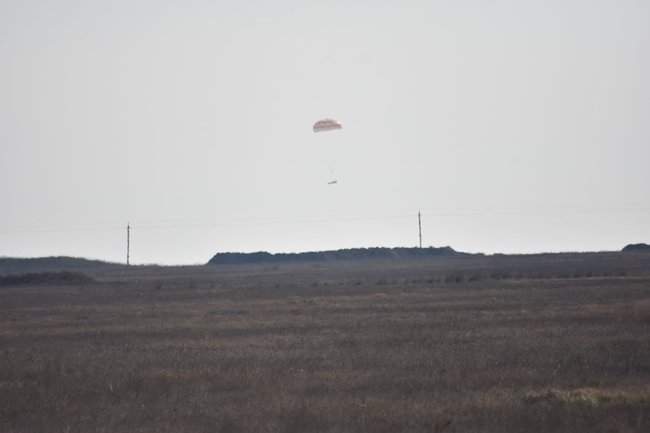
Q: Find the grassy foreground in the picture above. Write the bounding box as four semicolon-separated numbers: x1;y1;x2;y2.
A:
1;254;649;432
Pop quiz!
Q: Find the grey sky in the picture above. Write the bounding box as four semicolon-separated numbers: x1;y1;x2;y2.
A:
2;0;649;264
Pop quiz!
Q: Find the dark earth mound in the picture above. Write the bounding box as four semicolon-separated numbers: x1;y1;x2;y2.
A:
622;243;650;252
208;246;462;265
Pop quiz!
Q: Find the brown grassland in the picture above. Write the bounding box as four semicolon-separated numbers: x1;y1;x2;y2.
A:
1;252;650;432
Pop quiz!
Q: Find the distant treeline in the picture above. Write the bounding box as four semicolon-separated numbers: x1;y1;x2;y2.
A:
207;246;464;265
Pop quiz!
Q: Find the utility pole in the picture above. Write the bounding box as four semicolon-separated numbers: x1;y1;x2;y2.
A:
418;211;422;248
126;223;130;266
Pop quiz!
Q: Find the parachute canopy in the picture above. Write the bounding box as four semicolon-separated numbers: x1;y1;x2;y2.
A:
313;119;342;133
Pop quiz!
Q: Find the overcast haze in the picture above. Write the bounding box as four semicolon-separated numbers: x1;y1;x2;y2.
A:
2;0;649;264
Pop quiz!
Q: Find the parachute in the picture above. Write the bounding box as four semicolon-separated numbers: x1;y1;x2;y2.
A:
313;119;342;133
313;118;343;184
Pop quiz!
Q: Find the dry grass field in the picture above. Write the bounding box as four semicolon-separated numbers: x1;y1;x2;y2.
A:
1;253;650;432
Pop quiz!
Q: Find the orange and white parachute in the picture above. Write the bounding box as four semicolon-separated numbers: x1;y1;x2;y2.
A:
313;118;342;133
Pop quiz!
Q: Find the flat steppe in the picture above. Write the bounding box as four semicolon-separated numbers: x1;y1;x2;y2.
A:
1;252;649;432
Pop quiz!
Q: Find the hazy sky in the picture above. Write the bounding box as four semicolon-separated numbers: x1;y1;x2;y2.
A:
2;0;649;264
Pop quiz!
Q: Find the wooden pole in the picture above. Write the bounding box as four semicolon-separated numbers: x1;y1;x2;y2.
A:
127;223;130;266
418;211;422;248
